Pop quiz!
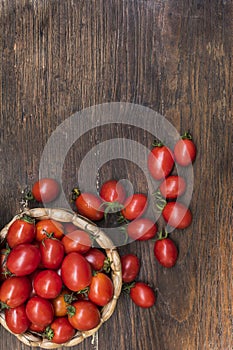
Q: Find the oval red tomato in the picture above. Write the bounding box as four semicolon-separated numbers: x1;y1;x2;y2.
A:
99;179;126;204
88;272;114;306
45;317;75;344
148;143;174;180
121;194;148;221
154;236;178;267
67;300;100;331
61;252;92;292
39;238;64;269
84;248;107;271
159;175;186;199
129;282;156;308
36;219;64;241
6;244;41;276
61;230;92;254
7;216;36;248
33;270;63;299
51;289;71;317
121;254;140;283
162;202;192;229
26;296;54;327
32;178;60;203
174;134;196;166
75;192;104;221
127;218;157;241
0;276;32;308
5;304;30;334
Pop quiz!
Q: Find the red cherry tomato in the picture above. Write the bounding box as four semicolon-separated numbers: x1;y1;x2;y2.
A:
29;323;45;332
32;178;60;203
154;235;178;268
33;270;63;299
84;248;107;271
39;238;64;269
174;133;196;166
26;296;54;327
159;175;186;199
126;218;157;241
67;300;100;331
61;252;92;292
99;180;126;204
5;304;30;334
45;317;76;344
6;216;36;248
63;222;77;234
148;143;174;180
75;192;104;221
6;244;41;276
0;276;32;308
162;202;192;229
88;272;114;306
36;219;64;241
121;194;148;221
129;282;156;308
61;230;92;254
51;289;71;317
121;254;140;283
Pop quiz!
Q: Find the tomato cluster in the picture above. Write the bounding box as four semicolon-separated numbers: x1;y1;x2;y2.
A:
0;216;114;344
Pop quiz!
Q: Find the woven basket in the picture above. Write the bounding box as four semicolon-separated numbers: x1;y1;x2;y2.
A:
0;207;122;348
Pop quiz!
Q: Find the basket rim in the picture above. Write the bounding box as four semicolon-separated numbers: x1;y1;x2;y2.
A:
0;207;122;349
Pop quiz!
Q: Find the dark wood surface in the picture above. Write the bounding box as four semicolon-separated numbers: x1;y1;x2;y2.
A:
0;1;232;349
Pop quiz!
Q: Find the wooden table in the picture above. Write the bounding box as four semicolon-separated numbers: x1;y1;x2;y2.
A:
0;1;232;349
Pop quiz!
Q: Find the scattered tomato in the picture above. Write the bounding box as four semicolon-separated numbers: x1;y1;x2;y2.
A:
121;194;148;221
154;233;178;268
148;142;174;180
32;178;60;203
159;175;186;199
174;132;196;166
74;191;104;221
129;282;156;308
162;201;192;229
126;218;157;241
99;179;126;204
121;254;140;283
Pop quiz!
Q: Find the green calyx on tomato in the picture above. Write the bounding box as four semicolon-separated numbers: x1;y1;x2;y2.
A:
152;139;164;148
121;281;136;294
66;305;76;318
63;292;78;305
71;187;81;201
44;326;54;341
154;190;167;211
155;230;169;241
0;301;10;311
20;215;35;225
181;131;193;140
100;201;125;221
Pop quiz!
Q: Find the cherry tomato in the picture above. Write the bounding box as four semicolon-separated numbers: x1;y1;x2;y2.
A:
75;192;104;221
121;194;148;221
6;243;41;276
99;180;126;204
61;252;92;292
32;178;60;203
174;133;196;166
84;248;107;271
154;235;178;268
0;276;32;308
126;218;157;241
52;289;72;317
36;219;64;241
129;282;156;308
7;216;36;248
121;254;140;283
26;296;54;327
148;143;174;180
61;230;91;254
67;300;100;331
33;270;63;299
29;323;45;332
5;304;30;334
162;202;192;229
39;238;64;269
45;317;75;344
88;272;114;306
63;222;77;234
159;175;186;199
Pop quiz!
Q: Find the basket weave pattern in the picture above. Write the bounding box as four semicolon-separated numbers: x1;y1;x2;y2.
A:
0;208;122;348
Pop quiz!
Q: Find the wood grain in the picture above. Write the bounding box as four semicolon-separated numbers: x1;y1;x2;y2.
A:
0;1;232;350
